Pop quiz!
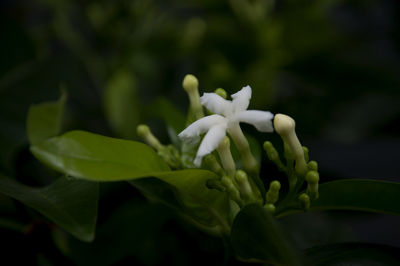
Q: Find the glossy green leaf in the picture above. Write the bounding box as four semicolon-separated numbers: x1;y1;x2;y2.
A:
103;69;139;139
30;130;230;229
31;130;170;180
231;204;301;265
311;179;400;215
0;174;99;242
27;90;67;145
304;243;400;265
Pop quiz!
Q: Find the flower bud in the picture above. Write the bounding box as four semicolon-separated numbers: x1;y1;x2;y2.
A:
308;161;318;171
266;180;281;204
274;114;295;136
305;171;319;184
136;124;163;151
214;88;227;99
305;170;319;200
235;170;253;202
182;74;204;121
137;124;150;138
263;141;285;171
299;193;310;211
182;74;199;93
274;114;307;176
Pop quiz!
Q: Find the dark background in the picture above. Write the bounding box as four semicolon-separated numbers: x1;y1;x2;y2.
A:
1;0;399;265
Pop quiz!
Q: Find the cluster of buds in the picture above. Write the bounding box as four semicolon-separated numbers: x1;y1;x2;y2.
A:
137;74;320;214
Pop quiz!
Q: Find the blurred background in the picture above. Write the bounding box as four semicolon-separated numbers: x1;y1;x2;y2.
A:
1;0;399;265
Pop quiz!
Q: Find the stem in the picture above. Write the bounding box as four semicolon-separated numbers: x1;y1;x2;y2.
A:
217;137;236;178
228;123;266;201
228;123;258;176
188;90;204;120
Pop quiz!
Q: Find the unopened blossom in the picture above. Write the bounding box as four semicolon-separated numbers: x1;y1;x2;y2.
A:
179;85;273;166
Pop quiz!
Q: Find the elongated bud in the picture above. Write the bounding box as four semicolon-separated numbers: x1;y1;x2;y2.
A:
235;170;254;202
221;176;243;207
137;124;163;151
299;193;310;211
214;88;227;99
305;171;319;200
263;141;285;171
274;114;307;176
182;74;204;120
266;180;281;204
217;137;236;178
203;154;225;176
264;203;276;214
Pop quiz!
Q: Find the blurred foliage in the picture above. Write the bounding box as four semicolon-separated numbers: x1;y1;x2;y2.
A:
1;0;400;265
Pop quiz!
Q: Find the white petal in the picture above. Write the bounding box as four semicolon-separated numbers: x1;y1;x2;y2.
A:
200;93;232;116
236;110;274;132
178;115;226;141
194;123;227;167
231;85;252;113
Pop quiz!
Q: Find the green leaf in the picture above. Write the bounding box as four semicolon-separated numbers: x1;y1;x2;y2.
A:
0;174;99;242
26;90;67;145
311;179;400;215
31;130;170;181
130;172;230;230
304;243;400;265
230;204;302;265
30;130;230;229
103;69;140;139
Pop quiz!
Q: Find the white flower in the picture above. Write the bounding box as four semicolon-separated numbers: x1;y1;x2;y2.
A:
178;85;274;167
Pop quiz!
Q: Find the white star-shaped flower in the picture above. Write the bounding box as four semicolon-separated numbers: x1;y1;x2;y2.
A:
178;85;274;166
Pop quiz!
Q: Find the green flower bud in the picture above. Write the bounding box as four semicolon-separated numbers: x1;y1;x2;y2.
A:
263;141;280;162
235;170;253;202
214;88;227;99
136;124;163;151
270;180;281;191
299;193;310;211
305;171;319;184
308;161;318;171
221;176;243;207
136;124;150;138
182;74;204;121
182;74;199;93
305;171;319;200
266;180;281;204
